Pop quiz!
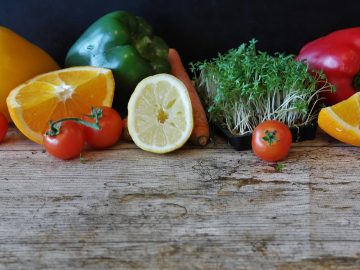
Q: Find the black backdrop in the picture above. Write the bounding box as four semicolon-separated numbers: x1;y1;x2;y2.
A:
1;0;359;67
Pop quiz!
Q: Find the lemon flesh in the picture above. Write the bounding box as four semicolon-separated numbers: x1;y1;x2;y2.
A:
128;74;193;154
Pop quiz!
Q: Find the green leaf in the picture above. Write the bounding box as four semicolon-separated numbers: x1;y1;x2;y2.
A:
80;153;86;164
274;163;285;172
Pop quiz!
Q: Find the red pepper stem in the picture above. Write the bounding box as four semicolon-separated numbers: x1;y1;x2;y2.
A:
353;72;360;91
47;117;101;137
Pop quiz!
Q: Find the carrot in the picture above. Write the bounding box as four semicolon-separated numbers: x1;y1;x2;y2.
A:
121;117;133;142
168;48;210;146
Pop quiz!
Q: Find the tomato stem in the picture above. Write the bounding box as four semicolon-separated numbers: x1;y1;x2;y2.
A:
85;107;103;122
262;130;278;146
46;107;103;137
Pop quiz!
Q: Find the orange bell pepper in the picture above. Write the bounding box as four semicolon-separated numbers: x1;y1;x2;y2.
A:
0;26;59;121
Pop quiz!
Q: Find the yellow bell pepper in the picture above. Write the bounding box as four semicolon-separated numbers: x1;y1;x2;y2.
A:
0;26;59;121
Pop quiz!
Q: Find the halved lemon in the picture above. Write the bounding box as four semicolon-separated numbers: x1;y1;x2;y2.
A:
318;92;360;146
128;74;193;153
7;66;114;144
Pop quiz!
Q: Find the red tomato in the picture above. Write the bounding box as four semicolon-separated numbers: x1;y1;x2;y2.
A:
0;111;8;143
251;120;292;162
43;121;85;160
83;107;122;149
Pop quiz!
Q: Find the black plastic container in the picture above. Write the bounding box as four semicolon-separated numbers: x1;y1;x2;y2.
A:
215;122;318;151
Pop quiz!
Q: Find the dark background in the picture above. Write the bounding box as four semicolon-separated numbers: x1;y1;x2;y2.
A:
1;0;359;67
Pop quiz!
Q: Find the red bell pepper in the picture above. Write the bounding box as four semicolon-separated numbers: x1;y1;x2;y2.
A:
297;27;360;105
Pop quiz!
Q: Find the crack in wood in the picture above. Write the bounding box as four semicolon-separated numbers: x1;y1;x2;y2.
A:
277;256;360;269
51;195;83;202
118;193;177;203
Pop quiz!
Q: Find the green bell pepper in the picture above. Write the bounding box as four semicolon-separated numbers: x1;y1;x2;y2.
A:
64;11;170;117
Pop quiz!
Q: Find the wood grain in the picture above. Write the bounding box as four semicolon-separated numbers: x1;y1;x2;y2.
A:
0;127;359;269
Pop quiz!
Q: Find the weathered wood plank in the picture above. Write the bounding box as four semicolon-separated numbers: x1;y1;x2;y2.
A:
0;127;359;269
1;241;360;270
0;126;351;151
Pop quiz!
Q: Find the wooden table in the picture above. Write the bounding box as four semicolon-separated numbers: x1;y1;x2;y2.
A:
1;126;359;269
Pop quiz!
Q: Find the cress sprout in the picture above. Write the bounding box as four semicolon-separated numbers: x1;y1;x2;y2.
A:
191;39;334;135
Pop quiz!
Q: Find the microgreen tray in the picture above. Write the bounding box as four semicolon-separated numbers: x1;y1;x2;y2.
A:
214;122;318;151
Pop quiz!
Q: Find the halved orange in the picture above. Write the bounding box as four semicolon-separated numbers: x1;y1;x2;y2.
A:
7;66;115;144
318;92;360;146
